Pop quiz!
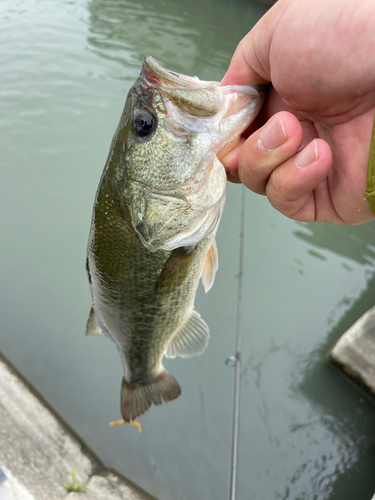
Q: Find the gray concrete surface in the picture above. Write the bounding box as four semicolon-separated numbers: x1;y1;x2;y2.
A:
63;472;153;500
0;353;155;500
330;305;375;398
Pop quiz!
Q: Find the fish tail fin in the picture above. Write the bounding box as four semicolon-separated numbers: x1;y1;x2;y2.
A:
120;372;181;422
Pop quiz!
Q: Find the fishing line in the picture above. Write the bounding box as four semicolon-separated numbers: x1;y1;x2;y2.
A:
228;186;246;500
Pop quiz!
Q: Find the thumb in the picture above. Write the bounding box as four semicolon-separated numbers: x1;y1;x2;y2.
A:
220;8;277;87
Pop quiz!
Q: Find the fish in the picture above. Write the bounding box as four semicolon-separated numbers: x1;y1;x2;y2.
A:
86;56;265;422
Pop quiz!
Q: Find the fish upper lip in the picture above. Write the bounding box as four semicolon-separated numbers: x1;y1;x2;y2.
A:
142;55;216;90
142;56;266;97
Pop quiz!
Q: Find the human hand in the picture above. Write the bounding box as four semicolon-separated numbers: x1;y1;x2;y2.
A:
221;0;375;224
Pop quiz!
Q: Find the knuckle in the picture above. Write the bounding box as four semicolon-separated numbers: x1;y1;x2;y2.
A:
266;175;303;215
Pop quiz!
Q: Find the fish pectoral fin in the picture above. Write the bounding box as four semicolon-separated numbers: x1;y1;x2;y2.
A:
201;239;218;293
166;309;210;358
85;307;107;337
156;246;197;295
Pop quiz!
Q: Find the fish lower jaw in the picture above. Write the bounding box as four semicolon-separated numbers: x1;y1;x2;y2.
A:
216;135;241;162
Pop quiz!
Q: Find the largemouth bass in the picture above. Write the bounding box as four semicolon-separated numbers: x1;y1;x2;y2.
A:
86;56;265;422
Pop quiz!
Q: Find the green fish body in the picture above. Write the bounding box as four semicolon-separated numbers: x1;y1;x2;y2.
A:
86;57;265;421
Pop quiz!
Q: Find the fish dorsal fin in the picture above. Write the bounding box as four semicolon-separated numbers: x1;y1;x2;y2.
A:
86;307;106;337
201;239;218;293
166;309;210;358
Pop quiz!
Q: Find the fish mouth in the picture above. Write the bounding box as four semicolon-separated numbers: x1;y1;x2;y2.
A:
142;56;265;94
141;56;266;157
142;56;265;121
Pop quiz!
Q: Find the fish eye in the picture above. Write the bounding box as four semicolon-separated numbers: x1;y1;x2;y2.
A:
133;111;156;138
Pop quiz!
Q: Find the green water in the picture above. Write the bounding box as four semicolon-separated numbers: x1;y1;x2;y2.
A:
1;0;375;499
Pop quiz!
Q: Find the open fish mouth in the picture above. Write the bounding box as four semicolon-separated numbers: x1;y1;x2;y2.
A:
142;56;265;158
142;55;262;105
143;56;226;118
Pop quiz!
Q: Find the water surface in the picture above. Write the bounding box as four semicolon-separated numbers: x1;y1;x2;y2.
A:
1;1;375;499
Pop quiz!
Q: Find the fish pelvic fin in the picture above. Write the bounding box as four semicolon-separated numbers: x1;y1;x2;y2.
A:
86;307;107;337
201;238;218;293
166;309;210;359
121;373;181;422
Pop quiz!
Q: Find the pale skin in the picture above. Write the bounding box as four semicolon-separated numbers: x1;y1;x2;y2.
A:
220;0;375;225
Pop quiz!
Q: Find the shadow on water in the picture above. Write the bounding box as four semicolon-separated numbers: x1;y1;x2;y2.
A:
293;222;375;266
284;270;375;500
85;0;267;81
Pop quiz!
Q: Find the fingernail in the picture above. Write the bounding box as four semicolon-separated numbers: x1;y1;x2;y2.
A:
259;115;287;151
294;139;319;168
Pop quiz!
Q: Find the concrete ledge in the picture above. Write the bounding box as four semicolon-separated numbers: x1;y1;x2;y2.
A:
330;306;375;399
0;353;155;500
63;471;153;500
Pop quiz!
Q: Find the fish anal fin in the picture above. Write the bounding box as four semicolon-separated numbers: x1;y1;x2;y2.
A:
201;239;218;293
166;309;210;358
86;307;106;337
156;246;196;295
121;373;181;422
